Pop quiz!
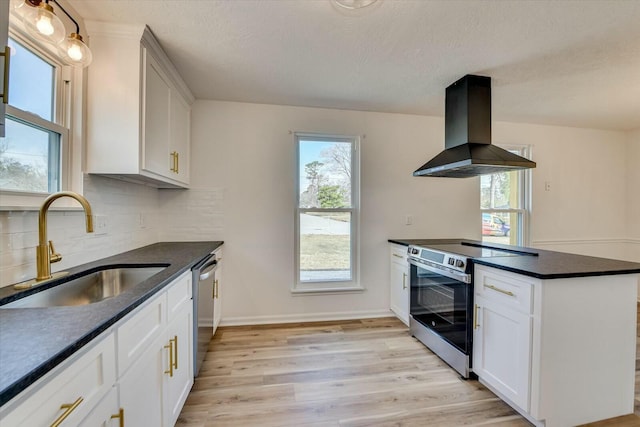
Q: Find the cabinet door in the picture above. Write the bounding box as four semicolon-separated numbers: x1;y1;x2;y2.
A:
389;246;409;325
169;89;190;185
389;259;409;325
473;295;532;411
118;335;165;427
213;260;222;334
164;301;194;426
142;49;172;179
0;0;8;137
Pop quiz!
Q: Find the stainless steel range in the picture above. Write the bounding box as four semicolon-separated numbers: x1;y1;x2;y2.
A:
407;242;527;378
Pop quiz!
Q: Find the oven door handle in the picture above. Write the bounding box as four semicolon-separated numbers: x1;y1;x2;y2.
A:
408;258;471;284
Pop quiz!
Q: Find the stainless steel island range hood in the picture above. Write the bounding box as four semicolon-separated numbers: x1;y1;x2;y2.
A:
414;74;536;178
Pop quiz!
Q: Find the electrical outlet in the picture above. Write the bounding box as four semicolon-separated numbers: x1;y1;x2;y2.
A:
94;215;108;235
545;181;552;191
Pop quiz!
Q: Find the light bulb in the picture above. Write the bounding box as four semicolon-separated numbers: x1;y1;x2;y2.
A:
67;43;83;61
59;33;92;67
35;13;54;36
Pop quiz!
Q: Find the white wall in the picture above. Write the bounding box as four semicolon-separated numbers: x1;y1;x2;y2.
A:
166;100;480;324
494;122;636;261
0;175;160;286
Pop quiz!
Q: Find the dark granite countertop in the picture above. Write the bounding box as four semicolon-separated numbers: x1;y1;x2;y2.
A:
0;241;223;407
388;238;640;279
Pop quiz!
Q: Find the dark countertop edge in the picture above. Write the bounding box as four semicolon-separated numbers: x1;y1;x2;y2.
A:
471;259;640;280
388;238;640;278
0;241;223;407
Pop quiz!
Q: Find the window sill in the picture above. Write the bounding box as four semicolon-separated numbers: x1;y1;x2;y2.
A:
291;286;365;296
0;192;85;211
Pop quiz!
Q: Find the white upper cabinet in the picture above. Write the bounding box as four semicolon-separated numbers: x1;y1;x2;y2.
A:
85;22;193;188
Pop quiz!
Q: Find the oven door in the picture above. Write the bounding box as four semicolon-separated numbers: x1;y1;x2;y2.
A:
408;258;472;355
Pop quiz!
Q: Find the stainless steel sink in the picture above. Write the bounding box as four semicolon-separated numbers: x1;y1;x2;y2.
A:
2;266;167;308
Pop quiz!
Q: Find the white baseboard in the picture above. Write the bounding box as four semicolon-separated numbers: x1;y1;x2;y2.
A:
219;309;394;327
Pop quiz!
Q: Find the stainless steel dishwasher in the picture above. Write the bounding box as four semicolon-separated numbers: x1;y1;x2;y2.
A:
192;251;218;377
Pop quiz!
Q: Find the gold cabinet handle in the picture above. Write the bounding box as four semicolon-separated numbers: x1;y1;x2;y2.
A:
1;46;10;104
214;279;219;299
164;340;174;377
170;151;177;172
402;273;407;290
175;152;179;174
392;253;404;259
474;304;480;330
485;284;515;297
50;396;83;427
110;408;125;427
172;335;178;370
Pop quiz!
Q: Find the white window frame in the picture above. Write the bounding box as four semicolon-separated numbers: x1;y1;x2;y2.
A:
293;132;361;294
480;144;533;246
1;20;77;209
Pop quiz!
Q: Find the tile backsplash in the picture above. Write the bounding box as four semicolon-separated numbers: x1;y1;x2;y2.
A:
0;175;226;288
0;175;160;287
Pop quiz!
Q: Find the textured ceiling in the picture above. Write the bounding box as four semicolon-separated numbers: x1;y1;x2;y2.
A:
69;0;640;131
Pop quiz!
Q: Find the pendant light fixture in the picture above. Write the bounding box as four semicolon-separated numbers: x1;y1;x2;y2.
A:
15;0;93;68
21;0;66;44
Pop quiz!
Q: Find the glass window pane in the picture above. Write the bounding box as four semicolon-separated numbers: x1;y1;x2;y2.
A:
482;212;521;246
299;212;351;282
480;169;520;209
299;140;352;208
0;117;61;193
8;38;55;121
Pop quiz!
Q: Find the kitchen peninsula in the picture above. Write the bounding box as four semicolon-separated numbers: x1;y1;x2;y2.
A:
389;238;640;427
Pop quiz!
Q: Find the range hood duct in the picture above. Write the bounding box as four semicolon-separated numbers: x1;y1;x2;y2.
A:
413;74;536;178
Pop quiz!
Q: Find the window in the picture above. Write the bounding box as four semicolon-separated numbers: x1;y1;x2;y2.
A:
294;134;360;292
480;146;532;246
1;35;68;196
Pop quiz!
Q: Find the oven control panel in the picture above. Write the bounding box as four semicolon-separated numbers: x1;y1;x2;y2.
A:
407;245;469;274
446;256;465;269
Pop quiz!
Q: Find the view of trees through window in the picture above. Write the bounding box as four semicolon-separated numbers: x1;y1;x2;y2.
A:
480;147;530;246
0;37;61;194
297;137;356;284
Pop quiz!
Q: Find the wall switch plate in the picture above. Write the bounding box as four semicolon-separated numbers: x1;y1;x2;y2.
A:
138;213;146;229
94;215;108;235
405;215;413;225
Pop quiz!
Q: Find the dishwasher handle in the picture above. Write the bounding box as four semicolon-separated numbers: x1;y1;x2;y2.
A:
199;259;218;281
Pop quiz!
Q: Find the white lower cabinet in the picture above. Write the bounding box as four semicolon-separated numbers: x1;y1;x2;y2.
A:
473;294;531;411
164;303;194;426
212;247;223;335
0;271;194;427
116;270;193;427
473;265;638;427
389;244;409;325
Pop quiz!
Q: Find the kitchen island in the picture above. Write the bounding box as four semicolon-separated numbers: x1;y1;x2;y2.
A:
389;238;640;427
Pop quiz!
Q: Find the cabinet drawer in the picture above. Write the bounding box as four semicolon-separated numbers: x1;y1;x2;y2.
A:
1;333;116;427
167;271;192;322
117;293;167;376
390;244;408;263
475;266;533;314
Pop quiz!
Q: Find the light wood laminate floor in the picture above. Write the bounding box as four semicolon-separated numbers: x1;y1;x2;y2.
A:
178;309;640;427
